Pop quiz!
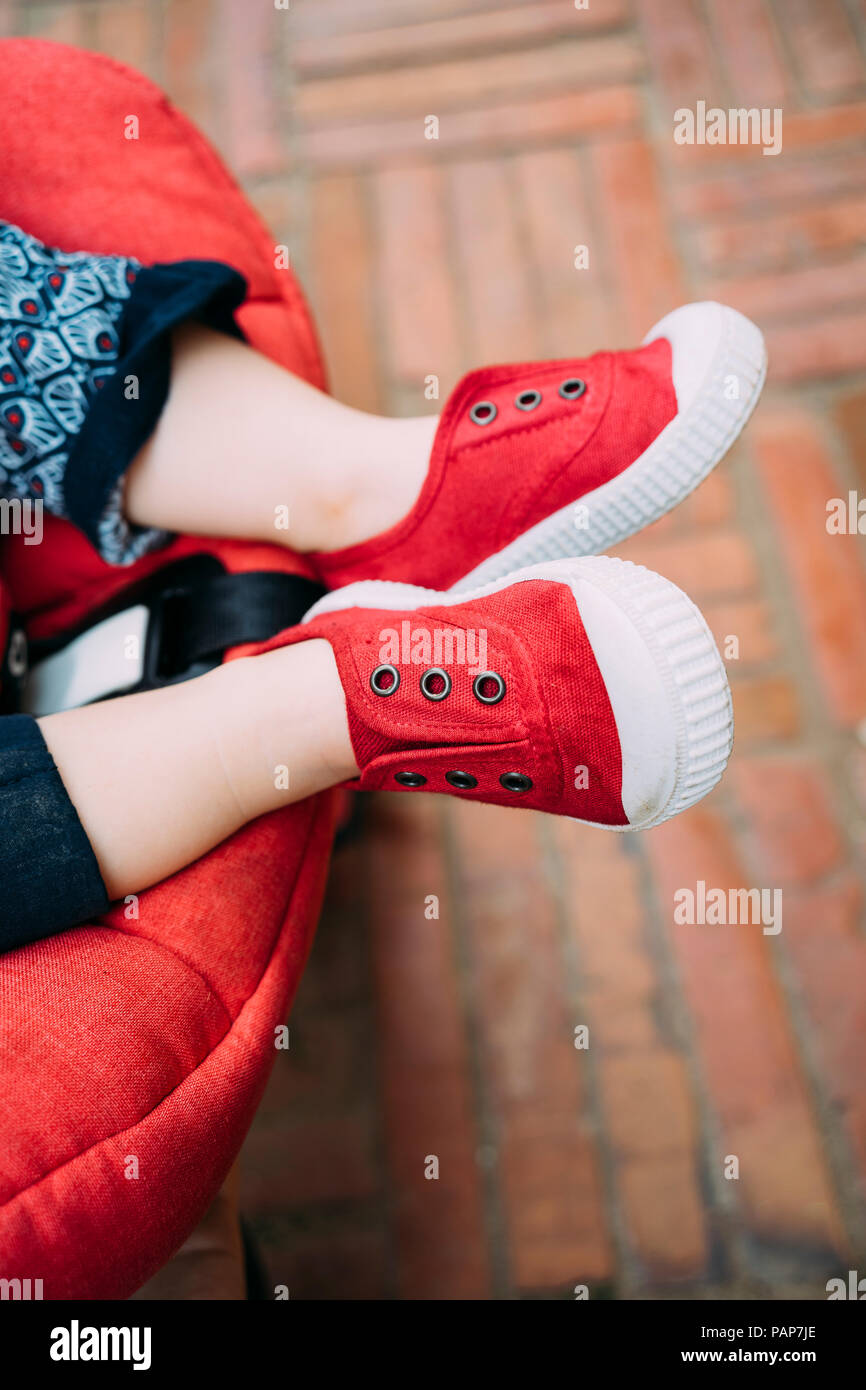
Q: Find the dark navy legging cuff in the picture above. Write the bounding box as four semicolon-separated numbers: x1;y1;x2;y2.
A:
0;714;109;953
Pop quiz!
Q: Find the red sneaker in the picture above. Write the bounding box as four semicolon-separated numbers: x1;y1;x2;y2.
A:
283;556;733;830
310;301;766;593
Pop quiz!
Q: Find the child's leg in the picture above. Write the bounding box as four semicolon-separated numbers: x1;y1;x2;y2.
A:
37;639;358;902
123;323;438;554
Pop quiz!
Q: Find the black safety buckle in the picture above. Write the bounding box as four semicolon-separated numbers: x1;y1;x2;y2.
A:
20;553;326;714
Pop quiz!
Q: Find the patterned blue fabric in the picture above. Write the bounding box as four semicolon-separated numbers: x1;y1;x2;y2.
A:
0;220;166;563
0;220;247;566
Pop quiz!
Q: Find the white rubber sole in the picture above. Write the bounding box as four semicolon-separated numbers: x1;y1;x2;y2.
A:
304;556;733;830
449;301;767;591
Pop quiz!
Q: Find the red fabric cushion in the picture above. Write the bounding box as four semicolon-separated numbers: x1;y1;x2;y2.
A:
0;39;334;1299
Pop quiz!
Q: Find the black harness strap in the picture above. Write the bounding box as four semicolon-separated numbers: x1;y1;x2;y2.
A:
159;571;325;675
17;554;327;710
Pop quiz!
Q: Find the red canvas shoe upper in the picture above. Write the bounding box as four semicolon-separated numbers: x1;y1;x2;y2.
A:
259;574;629;826
309;338;676;591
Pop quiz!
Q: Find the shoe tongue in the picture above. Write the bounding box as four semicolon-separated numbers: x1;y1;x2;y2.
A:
310;602;521;772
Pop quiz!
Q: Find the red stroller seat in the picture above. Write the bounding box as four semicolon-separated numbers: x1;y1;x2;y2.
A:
0;39;336;1299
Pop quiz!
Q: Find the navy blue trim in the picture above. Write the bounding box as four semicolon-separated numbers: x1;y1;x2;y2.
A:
0;714;110;952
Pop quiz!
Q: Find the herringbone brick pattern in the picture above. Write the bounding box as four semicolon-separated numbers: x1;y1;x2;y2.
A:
8;0;866;1298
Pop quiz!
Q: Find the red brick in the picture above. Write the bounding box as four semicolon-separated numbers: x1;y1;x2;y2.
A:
702;597;779;668
636;0;720;106
765;308;866;382
501;1116;613;1291
164;0;217;144
92;1;154;74
449;159;542;364
298;85;641;166
253;914;378;1112
551;823;662;1053
247;182;294;251
589;138;686;341
449;801;613;1291
297;36;643;123
675;153;866;219
239;828;389;1291
219;0;284;176
366;797;491;1300
264;1020;366;1114
695;195;866;275
783;0;865;99
243;1114;379;1211
374;165;464;399
604;1052;700;1159
754;409;866;726
288;839;374;1013
731;675;800;743
646;809;848;1258
783;102;866;148
307;173;384;413
292;0;531;39
732;757;846;885
22;1;86;42
551;823;708;1279
514;148;624;355
706;0;788;105
671;103;866;166
833;385;866;492
850;745;866;816
704;255;866;326
618;1157;709;1279
615;529;759;599
781;877;866;1187
295;0;632;74
672;468;736;529
629;512;680;548
256;1222;390;1300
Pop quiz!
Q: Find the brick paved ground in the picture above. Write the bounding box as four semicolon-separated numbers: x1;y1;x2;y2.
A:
8;0;866;1298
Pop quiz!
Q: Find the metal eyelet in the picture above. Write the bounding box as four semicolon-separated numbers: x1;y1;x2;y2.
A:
515;389;541;412
558;377;586;400
446;771;478;790
472;671;506;705
370;663;400;696
420;667;452;701
395;771;427;787
500;771;533;793
469;401;497;426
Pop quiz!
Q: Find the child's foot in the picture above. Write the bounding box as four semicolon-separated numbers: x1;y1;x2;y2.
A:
310;302;766;593
285;556;733;830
